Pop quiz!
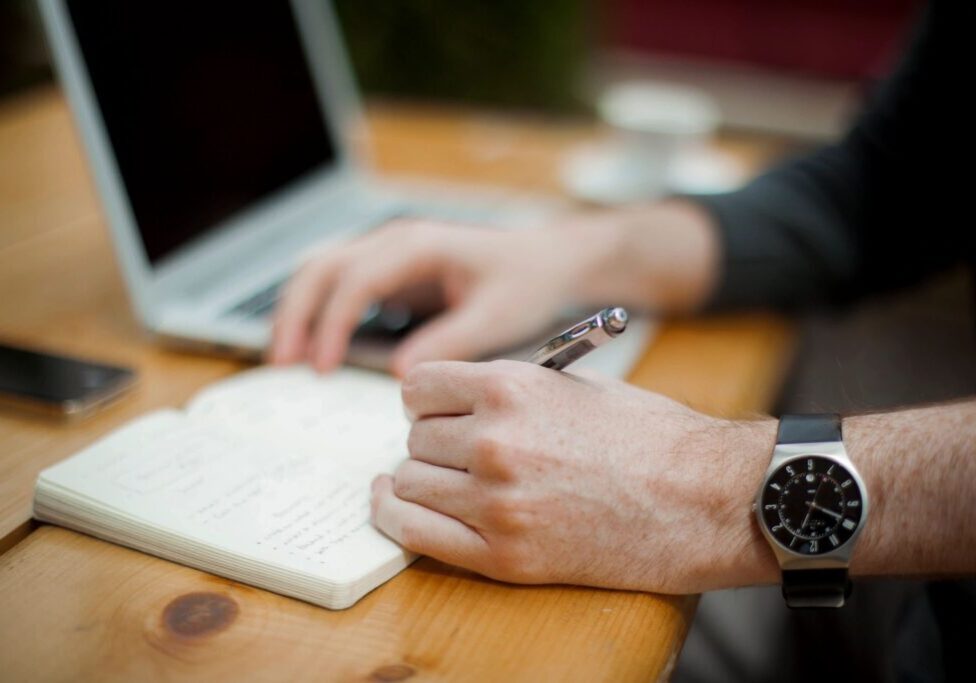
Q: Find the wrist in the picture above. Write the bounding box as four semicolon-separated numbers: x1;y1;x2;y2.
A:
545;215;630;308
703;417;781;590
840;413;890;578
558;201;720;313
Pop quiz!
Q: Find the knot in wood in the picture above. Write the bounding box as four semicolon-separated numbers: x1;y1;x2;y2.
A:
370;664;416;681
162;591;239;637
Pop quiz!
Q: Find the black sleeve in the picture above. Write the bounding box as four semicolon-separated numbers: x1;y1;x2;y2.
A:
694;1;967;311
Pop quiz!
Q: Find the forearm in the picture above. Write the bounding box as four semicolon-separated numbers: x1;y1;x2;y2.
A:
691;4;956;313
560;200;721;314
846;401;976;578
725;401;976;588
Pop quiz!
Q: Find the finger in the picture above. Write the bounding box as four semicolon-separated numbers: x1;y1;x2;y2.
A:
407;415;477;469
400;361;490;419
392;459;480;521
269;254;343;364
308;248;447;372
391;292;506;375
371;475;489;569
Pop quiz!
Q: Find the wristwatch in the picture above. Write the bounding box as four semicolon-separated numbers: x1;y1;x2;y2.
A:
754;414;869;608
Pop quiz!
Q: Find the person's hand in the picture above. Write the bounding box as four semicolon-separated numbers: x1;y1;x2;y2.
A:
269;218;599;376
269;201;719;376
370;360;779;594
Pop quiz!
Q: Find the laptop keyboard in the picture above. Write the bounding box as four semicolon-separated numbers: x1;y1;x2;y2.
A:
224;197;510;321
226;279;284;319
225;274;424;346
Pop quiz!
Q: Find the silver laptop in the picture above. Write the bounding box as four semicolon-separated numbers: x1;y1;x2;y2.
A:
39;0;652;375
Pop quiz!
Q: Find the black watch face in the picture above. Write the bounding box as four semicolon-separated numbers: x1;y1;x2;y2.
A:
760;456;863;555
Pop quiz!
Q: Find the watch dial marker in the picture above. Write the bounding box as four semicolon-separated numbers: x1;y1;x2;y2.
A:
760;456;864;556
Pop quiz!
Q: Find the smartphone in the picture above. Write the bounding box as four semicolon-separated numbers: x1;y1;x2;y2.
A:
0;343;136;418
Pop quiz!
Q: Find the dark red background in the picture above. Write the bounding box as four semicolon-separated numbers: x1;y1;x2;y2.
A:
604;0;923;80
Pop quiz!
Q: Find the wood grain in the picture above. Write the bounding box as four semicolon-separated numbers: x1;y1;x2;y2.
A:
0;527;696;682
0;86;794;681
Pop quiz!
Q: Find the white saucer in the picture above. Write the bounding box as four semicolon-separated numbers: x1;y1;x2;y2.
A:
560;141;748;205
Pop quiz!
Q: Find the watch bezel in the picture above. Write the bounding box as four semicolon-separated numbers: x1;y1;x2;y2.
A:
754;442;870;571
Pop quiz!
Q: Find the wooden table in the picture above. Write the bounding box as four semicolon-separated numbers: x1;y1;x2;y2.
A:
0;87;794;682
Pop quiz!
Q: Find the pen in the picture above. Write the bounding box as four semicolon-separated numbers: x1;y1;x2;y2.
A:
527;307;628;371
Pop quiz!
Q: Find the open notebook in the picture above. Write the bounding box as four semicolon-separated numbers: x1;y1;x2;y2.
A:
34;366;414;610
33;317;653;609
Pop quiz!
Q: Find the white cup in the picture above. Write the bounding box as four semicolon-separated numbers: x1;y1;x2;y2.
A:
575;80;720;202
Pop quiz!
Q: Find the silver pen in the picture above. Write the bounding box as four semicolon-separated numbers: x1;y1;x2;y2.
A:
527;307;628;371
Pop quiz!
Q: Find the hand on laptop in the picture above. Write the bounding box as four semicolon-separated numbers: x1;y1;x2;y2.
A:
271;217;600;375
270;203;719;375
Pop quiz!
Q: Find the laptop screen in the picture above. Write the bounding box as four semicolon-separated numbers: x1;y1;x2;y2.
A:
66;2;338;265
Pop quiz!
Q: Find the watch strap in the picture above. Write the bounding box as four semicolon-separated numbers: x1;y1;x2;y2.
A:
776;414;850;609
782;569;852;609
776;414;842;444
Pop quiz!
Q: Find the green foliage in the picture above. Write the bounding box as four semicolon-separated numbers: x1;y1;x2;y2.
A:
334;0;589;112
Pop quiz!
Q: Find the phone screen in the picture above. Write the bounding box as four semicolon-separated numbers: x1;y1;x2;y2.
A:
0;343;135;411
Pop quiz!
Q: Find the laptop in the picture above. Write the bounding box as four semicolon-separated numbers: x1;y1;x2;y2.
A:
39;0;652;375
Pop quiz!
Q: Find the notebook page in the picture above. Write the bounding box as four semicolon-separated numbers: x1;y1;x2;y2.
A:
38;409;408;585
186;366;409;473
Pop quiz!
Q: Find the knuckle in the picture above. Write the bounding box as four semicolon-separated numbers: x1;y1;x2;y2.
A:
472;431;514;477
481;492;528;532
481;371;523;410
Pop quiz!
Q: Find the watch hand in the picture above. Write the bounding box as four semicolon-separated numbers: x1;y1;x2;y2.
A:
799;477;827;531
799;504;814;531
806;501;843;520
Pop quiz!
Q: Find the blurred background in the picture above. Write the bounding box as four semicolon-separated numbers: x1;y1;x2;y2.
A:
3;2;974;679
3;0;919;139
3;0;971;410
